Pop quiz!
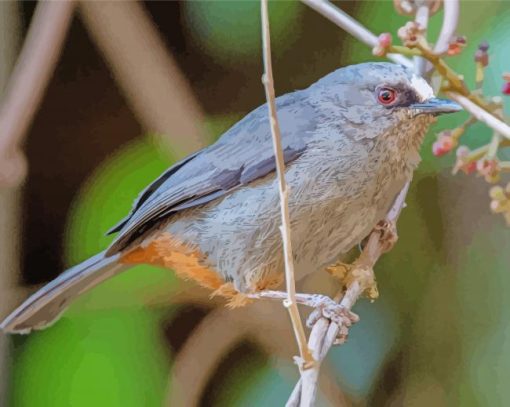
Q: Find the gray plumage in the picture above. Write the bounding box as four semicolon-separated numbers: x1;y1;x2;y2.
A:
1;62;461;333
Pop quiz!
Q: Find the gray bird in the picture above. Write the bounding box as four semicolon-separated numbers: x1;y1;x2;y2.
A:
1;62;460;334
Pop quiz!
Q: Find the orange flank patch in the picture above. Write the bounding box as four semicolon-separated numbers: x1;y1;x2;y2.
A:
120;232;284;307
120;233;225;290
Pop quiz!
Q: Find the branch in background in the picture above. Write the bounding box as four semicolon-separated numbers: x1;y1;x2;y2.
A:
0;0;76;187
446;93;510;140
412;3;429;75
166;300;349;407
79;1;206;156
301;0;412;68
260;0;314;368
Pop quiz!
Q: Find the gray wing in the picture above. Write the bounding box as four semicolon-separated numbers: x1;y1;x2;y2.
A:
105;89;318;255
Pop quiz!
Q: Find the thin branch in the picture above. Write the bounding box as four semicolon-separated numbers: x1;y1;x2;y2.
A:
447;92;510;140
301;0;412;68
260;0;314;368
413;3;429;76
0;0;75;187
79;1;206;156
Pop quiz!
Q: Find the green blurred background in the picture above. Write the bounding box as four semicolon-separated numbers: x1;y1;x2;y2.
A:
3;0;510;406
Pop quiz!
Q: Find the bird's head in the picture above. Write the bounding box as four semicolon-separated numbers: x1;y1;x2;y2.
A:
309;62;461;141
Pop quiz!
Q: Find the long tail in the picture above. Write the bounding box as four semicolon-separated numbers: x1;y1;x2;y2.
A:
1;251;130;334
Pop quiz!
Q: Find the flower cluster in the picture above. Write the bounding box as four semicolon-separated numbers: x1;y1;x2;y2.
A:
447;36;466;56
454;146;476;174
432;131;455;157
474;41;490;67
372;33;392;57
432;128;465;157
397;21;425;47
502;73;510;96
490;184;510;224
477;158;500;183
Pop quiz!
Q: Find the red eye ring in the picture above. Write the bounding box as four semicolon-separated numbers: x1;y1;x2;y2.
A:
377;87;397;105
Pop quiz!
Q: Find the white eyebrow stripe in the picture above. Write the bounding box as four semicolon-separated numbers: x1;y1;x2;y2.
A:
411;74;434;101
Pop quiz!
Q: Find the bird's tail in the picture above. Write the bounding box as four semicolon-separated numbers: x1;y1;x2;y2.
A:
1;250;130;334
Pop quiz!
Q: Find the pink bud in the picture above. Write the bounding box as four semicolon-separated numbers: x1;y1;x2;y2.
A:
378;33;392;48
477;158;499;177
447;43;462;56
456;36;467;45
372;46;386;57
432;141;448;157
441;137;455;151
490;199;503;213
463;162;476;174
474;50;489;67
502;82;510;96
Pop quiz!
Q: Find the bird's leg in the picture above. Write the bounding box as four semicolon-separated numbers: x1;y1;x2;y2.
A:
326;260;379;302
246;290;359;331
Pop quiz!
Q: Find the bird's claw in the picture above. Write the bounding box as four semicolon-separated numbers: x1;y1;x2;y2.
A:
305;295;359;343
375;220;398;253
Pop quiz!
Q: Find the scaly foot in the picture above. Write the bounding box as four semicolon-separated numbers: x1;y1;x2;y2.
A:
246;290;359;343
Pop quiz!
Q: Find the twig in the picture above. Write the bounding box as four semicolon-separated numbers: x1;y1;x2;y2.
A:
413;2;429;75
0;0;75;187
447;92;510;140
260;0;313;368
79;1;206;156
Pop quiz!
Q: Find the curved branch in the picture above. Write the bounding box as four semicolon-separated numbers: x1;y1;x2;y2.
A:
79;1;206;156
433;0;460;54
448;92;510;140
0;0;75;187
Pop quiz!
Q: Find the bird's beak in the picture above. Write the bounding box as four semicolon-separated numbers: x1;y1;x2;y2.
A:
410;97;462;116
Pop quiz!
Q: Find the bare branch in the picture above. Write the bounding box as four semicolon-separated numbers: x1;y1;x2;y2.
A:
260;0;314;368
413;3;430;75
448;92;510;141
79;1;206;156
0;0;75;187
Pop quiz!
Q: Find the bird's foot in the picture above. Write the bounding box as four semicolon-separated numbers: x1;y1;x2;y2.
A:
302;293;358;327
325;262;351;286
375;219;398;253
245;290;359;342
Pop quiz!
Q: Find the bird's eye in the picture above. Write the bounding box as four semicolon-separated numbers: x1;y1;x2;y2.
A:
377;87;397;106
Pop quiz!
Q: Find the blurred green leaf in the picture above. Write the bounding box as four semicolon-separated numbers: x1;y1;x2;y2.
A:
11;308;171;407
183;0;304;64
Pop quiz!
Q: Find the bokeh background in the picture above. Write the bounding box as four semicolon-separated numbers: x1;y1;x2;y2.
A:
1;0;510;406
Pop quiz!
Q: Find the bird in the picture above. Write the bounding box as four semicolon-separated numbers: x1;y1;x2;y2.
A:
1;62;461;334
